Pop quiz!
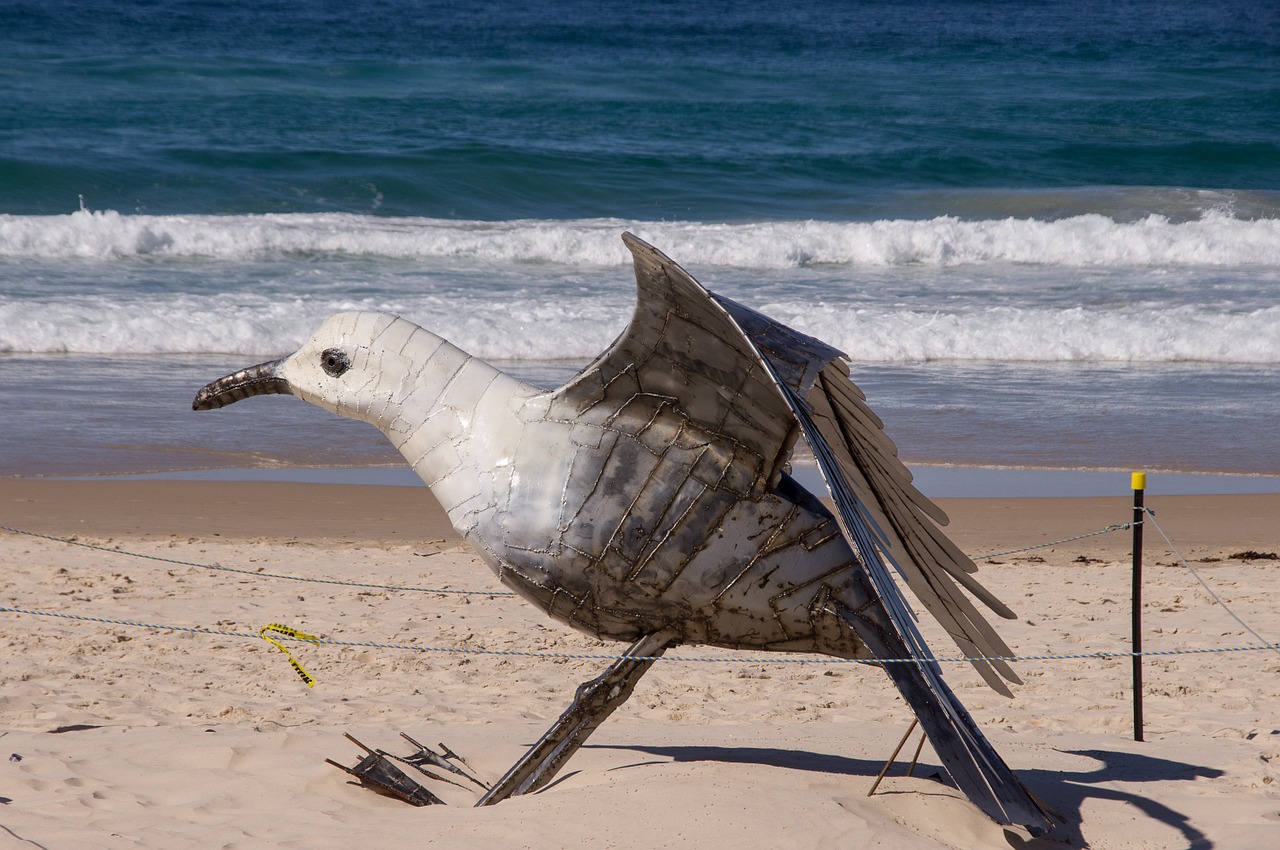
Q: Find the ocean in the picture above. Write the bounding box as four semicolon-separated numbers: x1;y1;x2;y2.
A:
3;0;1279;495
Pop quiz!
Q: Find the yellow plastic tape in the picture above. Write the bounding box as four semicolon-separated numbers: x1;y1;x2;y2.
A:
260;623;321;688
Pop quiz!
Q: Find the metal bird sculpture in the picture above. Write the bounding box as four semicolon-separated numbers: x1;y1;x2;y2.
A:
194;233;1055;835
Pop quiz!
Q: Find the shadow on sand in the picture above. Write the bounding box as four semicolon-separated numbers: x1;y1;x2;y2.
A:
582;741;1223;848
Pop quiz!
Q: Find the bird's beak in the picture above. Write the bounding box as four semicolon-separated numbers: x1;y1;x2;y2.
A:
192;358;292;410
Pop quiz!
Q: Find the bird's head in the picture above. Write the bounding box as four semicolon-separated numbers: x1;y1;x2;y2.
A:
193;311;403;421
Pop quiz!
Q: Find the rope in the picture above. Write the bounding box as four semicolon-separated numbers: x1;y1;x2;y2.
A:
1140;508;1280;657
971;523;1130;561
0;524;515;597
2;604;1275;667
2;521;1129;599
4;513;1275;666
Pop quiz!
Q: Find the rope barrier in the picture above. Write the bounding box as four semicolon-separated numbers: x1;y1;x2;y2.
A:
2;604;1276;667
0;524;515;597
970;523;1130;561
0;521;1130;600
2;511;1275;668
1140;508;1280;657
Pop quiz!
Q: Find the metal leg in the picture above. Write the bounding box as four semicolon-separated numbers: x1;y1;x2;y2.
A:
477;629;678;806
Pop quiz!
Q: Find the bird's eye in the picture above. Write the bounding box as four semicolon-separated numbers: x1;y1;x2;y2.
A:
320;348;351;377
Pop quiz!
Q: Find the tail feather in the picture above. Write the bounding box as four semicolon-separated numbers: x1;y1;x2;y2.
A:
881;654;1056;833
692;252;1054;833
821;597;1058;836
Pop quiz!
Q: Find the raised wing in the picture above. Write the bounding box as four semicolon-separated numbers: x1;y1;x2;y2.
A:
713;295;1021;694
557;232;1019;692
553;232;839;498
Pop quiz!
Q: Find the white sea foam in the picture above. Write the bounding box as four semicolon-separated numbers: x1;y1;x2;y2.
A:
2;209;1280;267
4;292;1278;364
4;209;1278;363
764;303;1280;364
0;292;624;359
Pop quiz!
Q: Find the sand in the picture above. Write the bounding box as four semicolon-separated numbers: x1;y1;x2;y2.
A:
2;479;1278;849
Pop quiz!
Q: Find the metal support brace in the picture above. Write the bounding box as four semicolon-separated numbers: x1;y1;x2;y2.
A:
868;718;926;797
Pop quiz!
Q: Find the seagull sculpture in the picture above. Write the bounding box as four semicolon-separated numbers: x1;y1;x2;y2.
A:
194;233;1055;835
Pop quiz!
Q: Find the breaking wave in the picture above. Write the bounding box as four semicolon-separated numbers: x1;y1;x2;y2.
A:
3;209;1280;268
4;294;1278;364
4;209;1279;364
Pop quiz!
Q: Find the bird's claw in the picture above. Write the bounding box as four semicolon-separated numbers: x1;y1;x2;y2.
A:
394;732;490;791
327;732;488;806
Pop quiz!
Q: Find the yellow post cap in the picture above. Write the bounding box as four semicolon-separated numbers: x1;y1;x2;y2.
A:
1131;471;1146;491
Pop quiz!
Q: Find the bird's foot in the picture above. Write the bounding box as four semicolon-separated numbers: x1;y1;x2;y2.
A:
328;631;677;809
327;732;490;806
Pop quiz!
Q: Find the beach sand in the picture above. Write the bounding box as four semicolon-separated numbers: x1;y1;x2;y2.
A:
2;480;1278;848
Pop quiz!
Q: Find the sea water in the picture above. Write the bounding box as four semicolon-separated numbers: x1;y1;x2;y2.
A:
2;0;1278;494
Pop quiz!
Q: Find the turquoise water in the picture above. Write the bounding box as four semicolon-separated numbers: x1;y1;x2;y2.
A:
4;0;1278;218
2;1;1278;483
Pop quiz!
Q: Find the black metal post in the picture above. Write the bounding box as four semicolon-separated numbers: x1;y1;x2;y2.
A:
1131;471;1145;742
